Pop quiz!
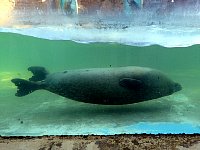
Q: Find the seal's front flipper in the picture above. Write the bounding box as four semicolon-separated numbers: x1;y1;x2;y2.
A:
119;78;143;90
11;78;42;97
28;66;49;82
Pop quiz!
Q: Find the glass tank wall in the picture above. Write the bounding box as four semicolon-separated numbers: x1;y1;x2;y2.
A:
0;0;200;135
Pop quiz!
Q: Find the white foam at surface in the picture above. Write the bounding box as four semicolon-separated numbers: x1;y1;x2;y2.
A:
1;24;200;48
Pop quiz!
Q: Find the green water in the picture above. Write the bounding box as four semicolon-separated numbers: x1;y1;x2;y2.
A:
0;32;200;135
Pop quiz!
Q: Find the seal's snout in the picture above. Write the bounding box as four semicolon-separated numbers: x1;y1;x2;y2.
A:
174;83;182;92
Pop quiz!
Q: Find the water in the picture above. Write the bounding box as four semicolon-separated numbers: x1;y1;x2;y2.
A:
0;5;200;135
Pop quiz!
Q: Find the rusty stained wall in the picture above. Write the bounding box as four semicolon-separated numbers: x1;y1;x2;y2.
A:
12;0;200;15
77;0;124;15
15;0;52;10
14;0;124;14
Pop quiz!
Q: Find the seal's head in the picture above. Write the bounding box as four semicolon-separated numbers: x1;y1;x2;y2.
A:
172;82;182;93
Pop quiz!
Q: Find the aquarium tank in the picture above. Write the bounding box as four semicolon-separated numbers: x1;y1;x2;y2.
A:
0;0;200;135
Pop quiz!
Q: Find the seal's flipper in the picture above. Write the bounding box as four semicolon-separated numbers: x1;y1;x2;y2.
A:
28;66;49;82
11;78;42;97
119;78;143;90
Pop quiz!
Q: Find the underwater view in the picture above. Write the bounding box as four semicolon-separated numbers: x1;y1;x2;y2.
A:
0;0;200;135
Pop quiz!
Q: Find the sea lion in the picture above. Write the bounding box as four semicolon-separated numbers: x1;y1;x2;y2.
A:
11;66;182;105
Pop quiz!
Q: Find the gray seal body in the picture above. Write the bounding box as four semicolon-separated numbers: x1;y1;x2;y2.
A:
11;66;182;105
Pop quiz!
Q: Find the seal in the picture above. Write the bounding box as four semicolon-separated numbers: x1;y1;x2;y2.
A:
11;66;182;105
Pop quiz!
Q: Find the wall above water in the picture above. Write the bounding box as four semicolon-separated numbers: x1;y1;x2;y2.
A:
77;0;124;14
8;0;200;17
12;0;173;15
0;0;15;25
14;0;51;11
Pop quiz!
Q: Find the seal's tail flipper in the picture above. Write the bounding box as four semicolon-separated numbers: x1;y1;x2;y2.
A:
11;78;42;97
28;66;49;82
